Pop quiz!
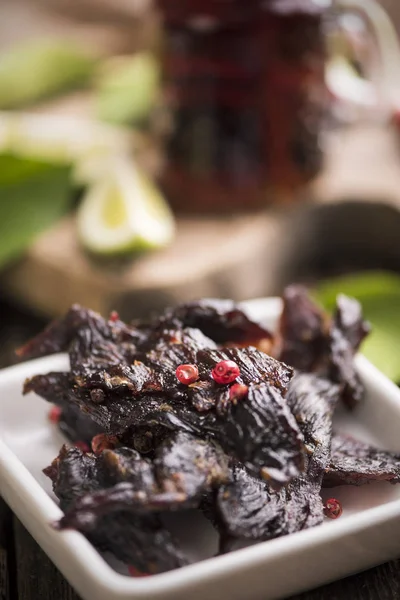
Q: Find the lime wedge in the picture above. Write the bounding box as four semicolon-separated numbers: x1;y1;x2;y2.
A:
77;157;175;256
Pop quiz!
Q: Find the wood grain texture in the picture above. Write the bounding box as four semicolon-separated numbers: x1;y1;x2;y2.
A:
0;498;13;600
291;561;400;600
13;519;80;600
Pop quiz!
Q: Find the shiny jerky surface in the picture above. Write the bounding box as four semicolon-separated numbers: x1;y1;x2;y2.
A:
324;434;400;488
18;290;400;579
276;285;370;408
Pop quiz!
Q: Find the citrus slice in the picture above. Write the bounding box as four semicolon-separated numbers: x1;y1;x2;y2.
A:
77;157;175;256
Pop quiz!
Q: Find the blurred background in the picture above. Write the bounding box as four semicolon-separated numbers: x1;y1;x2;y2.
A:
2;0;400;381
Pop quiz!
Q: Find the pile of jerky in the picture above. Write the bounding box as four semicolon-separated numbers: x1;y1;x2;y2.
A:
18;286;400;574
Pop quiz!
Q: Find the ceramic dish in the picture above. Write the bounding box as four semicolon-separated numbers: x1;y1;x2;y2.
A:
1;297;400;600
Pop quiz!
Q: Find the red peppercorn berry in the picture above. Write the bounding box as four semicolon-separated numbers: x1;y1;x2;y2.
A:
109;310;119;322
212;360;240;385
175;364;199;385
229;383;248;404
91;433;118;455
323;497;343;519
74;441;90;453
48;405;62;424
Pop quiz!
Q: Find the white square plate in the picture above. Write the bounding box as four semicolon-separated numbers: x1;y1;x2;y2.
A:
2;297;400;600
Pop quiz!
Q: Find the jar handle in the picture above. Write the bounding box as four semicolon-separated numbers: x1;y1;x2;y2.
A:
328;0;400;118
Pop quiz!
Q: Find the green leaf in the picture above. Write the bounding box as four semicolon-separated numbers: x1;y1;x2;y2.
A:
0;39;96;109
95;53;160;126
315;271;400;382
0;154;72;267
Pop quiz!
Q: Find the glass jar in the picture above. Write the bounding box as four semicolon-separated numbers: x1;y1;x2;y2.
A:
158;0;400;213
158;0;330;212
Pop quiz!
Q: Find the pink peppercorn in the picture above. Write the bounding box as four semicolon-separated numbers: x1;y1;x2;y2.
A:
323;498;343;519
229;383;248;404
212;360;240;385
48;405;62;424
175;364;199;385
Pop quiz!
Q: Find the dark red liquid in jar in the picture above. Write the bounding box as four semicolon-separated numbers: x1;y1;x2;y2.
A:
158;1;331;213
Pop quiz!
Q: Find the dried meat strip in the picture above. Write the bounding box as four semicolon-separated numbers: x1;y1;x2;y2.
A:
58;404;102;445
25;344;302;487
216;374;339;542
17;305;144;361
153;431;230;497
275;286;370;409
329;295;370;409
44;444;187;573
93;383;303;487
324;433;400;487
51;433;229;525
152;299;273;349
276;285;329;372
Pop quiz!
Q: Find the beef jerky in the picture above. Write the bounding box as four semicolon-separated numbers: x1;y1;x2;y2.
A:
137;328;217;403
75;382;303;487
44;445;186;573
17;304;143;361
217;465;284;542
101;447;156;489
136;342;290;413
287;373;339;476
176;345;293;415
58;404;103;445
276;287;370;409
91;512;187;573
276;285;328;372
119;393;300;485
153;431;230;497
196;347;293;397
216;374;339;542
180;346;293;415
43;445;103;512
25;345;302;486
24;327;217;412
324;434;400;487
213;382;304;485
153;299;273;349
329;295;370;409
216;462;323;545
59;433;230;530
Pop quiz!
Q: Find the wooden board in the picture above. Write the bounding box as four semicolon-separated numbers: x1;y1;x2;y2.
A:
0;212;284;319
3;125;400;320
